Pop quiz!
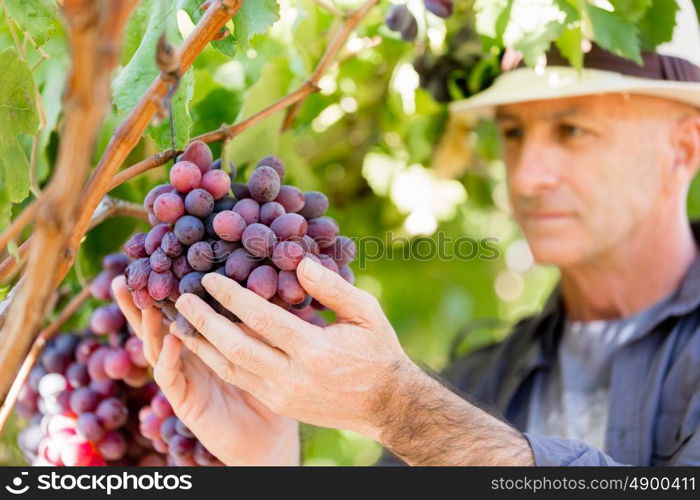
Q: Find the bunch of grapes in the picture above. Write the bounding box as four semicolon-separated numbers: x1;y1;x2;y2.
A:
138;391;222;466
123;140;356;336
385;1;453;42
15;255;165;466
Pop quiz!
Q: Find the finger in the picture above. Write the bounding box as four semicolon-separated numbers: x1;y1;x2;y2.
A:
173;329;266;396
296;257;386;328
175;293;289;378
111;275;143;337
201;272;321;352
153;334;188;410
141;307;166;366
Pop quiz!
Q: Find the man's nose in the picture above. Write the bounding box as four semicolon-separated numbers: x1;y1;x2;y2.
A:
506;137;560;200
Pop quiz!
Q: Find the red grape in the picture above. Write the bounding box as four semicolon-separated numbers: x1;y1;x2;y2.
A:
277;271;306;305
270;213;307;241
125;336;148;368
299;191;329;219
174;215;205;245
232;198;260;225
69;387;100;414
102;254;130;275
259;201;286;225
178;271;206;298
170;161;202;193
187;241;215;272
242;223;276;258
424;0;453;18
272;240;305;271
225;248;261;282
90;304;126;334
201;169;231;200
98;431;127;461
104;348;132;380
90;271;114;301
232;183;251;200
145;224;172;255
153;192;185;223
184;188;215;217
149;247;172;272
320;235;357;265
180;140;213;174
213;210;246;242
257;155;285;181
274;185;305;213
246;265;278;299
96;397;128;430
172;255;194;280
124;233;148;259
249;166;281;202
76;412;105;443
125;258;151;291
144;184;175;213
307;216;339;248
147;270;177;301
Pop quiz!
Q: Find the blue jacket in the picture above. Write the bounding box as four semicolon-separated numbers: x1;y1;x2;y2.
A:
440;221;700;465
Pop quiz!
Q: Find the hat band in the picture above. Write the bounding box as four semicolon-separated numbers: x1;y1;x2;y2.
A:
515;44;700;83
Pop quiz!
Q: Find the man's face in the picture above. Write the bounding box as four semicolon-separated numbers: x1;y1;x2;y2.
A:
496;94;686;267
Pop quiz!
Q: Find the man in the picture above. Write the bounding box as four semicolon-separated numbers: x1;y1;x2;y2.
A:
113;2;700;466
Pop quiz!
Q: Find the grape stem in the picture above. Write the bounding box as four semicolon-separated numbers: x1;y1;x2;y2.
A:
0;285;92;436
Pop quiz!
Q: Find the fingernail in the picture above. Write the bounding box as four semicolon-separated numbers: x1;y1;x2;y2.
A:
301;257;322;282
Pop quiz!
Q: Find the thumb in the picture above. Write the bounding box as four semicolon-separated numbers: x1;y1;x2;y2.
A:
296;256;384;327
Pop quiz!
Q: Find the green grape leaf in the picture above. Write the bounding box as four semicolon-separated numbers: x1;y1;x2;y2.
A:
0;49;39;136
233;0;280;49
556;26;583;70
5;0;57;47
514;20;564;66
0;135;30;203
584;4;642;64
609;0;653;22
475;0;514;47
176;0;237;58
694;0;700;23
113;0;194;149
638;0;679;50
227;57;292;168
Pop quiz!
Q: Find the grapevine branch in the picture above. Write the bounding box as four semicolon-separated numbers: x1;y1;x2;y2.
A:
0;285;92;435
0;0;139;400
283;0;379;131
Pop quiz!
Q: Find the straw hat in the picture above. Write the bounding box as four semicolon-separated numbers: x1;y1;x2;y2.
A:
450;0;700;117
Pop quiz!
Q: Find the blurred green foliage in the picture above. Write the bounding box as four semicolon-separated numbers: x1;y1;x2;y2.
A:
0;0;698;466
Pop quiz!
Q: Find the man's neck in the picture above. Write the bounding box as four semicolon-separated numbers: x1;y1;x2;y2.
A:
559;217;698;322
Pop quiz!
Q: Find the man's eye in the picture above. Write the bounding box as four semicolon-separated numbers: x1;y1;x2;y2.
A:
502;127;523;140
560;124;585;138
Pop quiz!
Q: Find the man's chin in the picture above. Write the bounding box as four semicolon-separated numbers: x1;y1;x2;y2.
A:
526;238;586;268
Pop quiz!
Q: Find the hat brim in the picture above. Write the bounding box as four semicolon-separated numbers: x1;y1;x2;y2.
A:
450;67;700;118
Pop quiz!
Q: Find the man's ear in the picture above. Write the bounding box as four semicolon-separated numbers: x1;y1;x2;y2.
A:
671;111;700;179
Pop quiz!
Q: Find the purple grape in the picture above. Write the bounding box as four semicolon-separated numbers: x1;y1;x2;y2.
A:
259;201;286;225
87;347;110;382
66;362;90;388
339;264;355;284
178;272;206;298
89;379;120;399
232;183;251;200
153;192;185;223
213;210;246;242
386;4;418;41
149;247;172;272
53;333;80;356
424;0;453;18
75;338;100;365
98;431;127;460
175;419;195;438
201;169;231;200
170;161;202;193
232;198;260;225
29;365;48;391
187;242;215;272
89;304;126;334
17;385;38;414
270;213;308;241
172;255;194;280
214;196;236;212
212;159;236;178
160;416;178;441
257;155;285;182
144;184;175;213
272;241;305;271
76;412;105;442
148;270;177;301
102;254;130;275
211;240;239;262
125;258;151;291
148;213;159;226
180;140;213;174
96;397;128;430
298;191;329;219
174;215;205;245
241;223;276;258
70;387;100;414
320;235;357;265
132;288;155;310
184;188;215;217
124;233;148;259
249;166;281;203
277;271;306;305
169;434;196;458
292;294;313;309
307;216;339;248
160;231;184;258
104;348;132;380
176;313;197;337
145;224;172;255
274;185;305;213
225;248;261;282
317;253;340;274
246;265;278;299
90;271;114;301
298;235;320;255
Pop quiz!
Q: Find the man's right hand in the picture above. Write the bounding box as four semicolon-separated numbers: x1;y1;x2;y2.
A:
112;276;300;466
